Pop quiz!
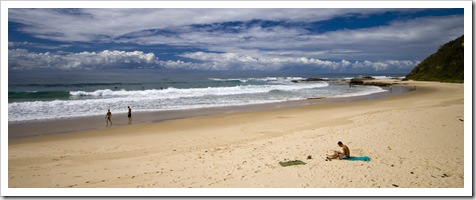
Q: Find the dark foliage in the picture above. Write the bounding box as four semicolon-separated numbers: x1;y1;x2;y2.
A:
406;35;464;83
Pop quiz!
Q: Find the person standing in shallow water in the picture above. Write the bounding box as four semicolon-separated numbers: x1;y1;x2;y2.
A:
105;109;112;127
127;106;132;124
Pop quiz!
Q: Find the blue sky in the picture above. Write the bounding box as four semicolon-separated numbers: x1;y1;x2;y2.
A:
8;8;464;73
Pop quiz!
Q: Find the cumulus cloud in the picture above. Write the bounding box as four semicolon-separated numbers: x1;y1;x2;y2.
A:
178;51;419;72
9;49;160;70
9;49;419;72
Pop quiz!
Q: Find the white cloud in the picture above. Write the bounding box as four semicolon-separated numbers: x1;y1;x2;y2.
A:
9;49;160;70
8;8;462;72
8;41;73;50
9;49;419;72
115;14;463;61
9;8;399;43
179;51;419;72
303;15;464;60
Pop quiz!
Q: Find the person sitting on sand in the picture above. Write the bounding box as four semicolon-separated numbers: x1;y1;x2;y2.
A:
106;109;112;127
326;141;350;161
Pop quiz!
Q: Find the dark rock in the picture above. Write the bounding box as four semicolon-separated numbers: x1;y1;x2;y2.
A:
303;78;326;82
349;77;393;87
363;82;392;87
350;78;364;84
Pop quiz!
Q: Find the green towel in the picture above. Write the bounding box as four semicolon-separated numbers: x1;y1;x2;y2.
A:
345;156;371;162
279;160;307;167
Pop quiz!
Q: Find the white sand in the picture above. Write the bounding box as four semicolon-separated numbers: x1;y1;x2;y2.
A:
7;80;466;195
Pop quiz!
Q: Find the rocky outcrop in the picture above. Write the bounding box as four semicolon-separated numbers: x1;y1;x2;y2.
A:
350;77;392;87
292;78;327;83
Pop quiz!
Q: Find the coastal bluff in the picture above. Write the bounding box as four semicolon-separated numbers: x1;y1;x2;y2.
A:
405;35;464;83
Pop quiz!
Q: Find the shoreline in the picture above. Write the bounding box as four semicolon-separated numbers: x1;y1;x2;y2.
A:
7;80;465;190
8;81;410;139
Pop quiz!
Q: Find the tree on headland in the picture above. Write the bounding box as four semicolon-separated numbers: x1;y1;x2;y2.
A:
405;35;464;83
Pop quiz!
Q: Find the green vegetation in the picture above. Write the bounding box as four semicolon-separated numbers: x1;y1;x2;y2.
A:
279;160;307;167
406;35;464;83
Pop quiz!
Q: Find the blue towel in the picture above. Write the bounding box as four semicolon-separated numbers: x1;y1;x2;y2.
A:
345;156;371;162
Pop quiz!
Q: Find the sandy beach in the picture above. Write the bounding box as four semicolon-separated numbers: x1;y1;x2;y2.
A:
7;80;466;194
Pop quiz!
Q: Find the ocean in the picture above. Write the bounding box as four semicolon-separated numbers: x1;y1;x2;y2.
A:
8;70;404;123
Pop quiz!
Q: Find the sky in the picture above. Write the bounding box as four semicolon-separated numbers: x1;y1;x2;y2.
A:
8;8;464;74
